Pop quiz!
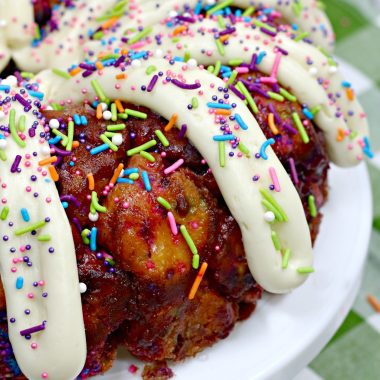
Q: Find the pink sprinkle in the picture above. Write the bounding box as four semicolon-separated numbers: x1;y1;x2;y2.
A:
167;212;178;235
41;373;48;379
122;202;129;209
288;158;299;185
31;343;38;349
260;76;277;84
269;167;281;192
128;364;138;374
164;159;184;175
271;52;282;79
235;67;249;74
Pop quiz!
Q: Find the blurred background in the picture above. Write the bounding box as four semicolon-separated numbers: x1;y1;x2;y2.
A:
295;1;380;379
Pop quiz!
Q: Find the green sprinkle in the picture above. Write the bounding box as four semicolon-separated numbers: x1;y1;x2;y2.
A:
140;150;155;162
180;225;198;255
228;59;243;66
91;79;109;104
157;197;171;210
183;51;191;62
191;97;198;109
308;195;317;218
155;130;169;147
124;108;147;119
100;53;121;61
292;2;303;17
104;132;117;138
90;203;96;215
311;105;321;115
297;267;315;274
226;70;238;86
279;88;297;102
15;220;46;236
52;129;68;146
206;0;233;15
267;91;285;102
171;37;180;43
9;110;26;148
318;47;337;67
18;115;26;132
52;68;70;79
0;207;9;221
37;235;51;242
129;173;139;181
113;0;129;13
294;31;309;42
66;121;74;151
271;231;281;250
215;39;225;56
34;24;41;40
373;216;380;232
253;20;276;33
117;113;129;119
260;189;288;222
146;65;157;75
242;6;255;16
51;103;64;111
218;141;226;168
238;142;249;155
217;14;226;28
213;60;221;76
262;200;284;222
100;134;118;151
192;254;200;270
92;31;104;40
207;65;215;73
20;72;34;79
349;131;358;140
236;81;258;114
91;191;107;213
282;249;291;269
111;103;117;121
127;140;157;156
107;123;126;132
81;229;90;245
292;112;310;144
128;26;153;45
0;150;6;161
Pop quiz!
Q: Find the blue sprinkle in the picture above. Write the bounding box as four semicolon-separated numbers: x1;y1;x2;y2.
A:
116;178;134;184
256;51;267;64
80;116;88;125
48;136;62;145
90;144;109;155
27;90;44;100
341;81;351;88
207;102;232;110
130;51;147;60
0;84;11;91
16;277;24;290
213;134;235;141
61;202;69;209
73;114;81;125
90;227;97;251
123;168;139;176
20;208;30;222
69;161;75;167
194;1;202;15
234;113;248;130
142;171;151;192
260;138;276;160
173;56;185;62
302;108;314;120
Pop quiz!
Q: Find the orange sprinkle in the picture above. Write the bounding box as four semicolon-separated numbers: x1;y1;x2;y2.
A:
336;128;345;142
72;141;79;149
367;294;380;313
95;61;104;70
172;25;187;36
96;104;103;119
164;113;178;132
215;109;232;116
69;67;81;77
219;35;229;43
346;88;354;101
268;113;279;135
38;156;57;166
48;165;59;182
116;73;127;80
120;48;129;56
115;99;125;113
109;163;124;186
87;173;95;191
101;17;118;30
188;262;208;300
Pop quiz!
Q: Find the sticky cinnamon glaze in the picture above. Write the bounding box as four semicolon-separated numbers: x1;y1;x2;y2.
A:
0;83;328;378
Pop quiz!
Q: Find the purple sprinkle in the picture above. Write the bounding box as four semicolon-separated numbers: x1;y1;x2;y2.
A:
147;75;158;92
114;55;126;68
178;124;187;139
288;158;299;185
14;94;31;110
28;128;36;138
59;195;80;207
176;15;195;23
171;79;201;90
79;63;96;71
72;217;82;233
228;85;246;100
229;14;236;25
260;28;277;37
268;104;282;124
10;155;22;173
282;123;298;135
219;27;236;36
82;70;94;78
275;46;289;56
249;53;257;71
51;145;71;156
20;322;45;337
249;85;270;99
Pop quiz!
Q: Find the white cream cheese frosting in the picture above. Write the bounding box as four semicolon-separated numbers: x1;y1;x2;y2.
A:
0;76;86;379
84;13;368;167
36;57;313;295
8;0;335;73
